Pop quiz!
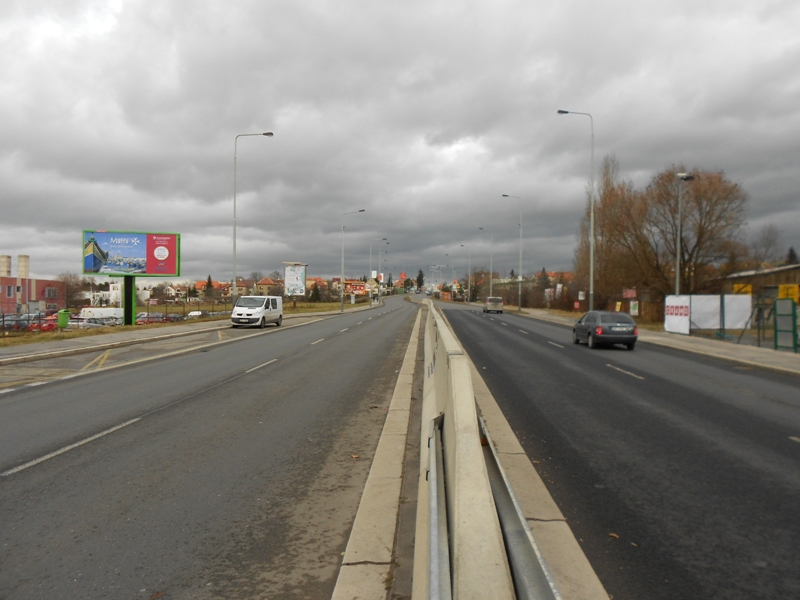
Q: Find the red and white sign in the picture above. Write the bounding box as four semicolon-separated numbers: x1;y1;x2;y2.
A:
665;295;691;334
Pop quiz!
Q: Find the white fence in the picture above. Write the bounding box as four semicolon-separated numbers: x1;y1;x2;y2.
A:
665;295;752;335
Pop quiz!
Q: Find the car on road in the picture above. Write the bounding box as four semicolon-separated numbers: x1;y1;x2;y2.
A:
573;310;638;350
231;295;283;328
482;296;504;314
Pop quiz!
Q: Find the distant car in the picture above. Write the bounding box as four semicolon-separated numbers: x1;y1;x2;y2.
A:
482;297;504;314
66;317;106;330
573;311;638;350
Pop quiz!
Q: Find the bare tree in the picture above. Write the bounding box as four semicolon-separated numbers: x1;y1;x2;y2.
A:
750;224;782;267
574;157;748;303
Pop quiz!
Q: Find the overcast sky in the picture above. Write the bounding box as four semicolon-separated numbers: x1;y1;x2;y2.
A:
2;0;799;286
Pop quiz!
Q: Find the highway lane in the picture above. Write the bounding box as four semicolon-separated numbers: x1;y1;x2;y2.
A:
442;303;800;600
0;297;418;599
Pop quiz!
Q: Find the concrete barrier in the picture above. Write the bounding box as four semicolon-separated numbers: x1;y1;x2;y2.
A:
412;301;515;599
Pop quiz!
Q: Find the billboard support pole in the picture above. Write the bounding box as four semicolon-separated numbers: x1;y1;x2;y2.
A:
123;276;136;326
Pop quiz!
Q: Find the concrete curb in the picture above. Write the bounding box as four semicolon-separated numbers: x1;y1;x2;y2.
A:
330;308;422;600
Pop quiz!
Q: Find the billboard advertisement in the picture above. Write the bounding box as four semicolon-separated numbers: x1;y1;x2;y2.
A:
284;263;307;296
83;230;180;277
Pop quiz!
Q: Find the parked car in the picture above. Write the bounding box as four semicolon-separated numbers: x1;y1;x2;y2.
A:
482;296;504;314
231;296;283;328
573;311;638;350
1;315;29;331
186;310;209;319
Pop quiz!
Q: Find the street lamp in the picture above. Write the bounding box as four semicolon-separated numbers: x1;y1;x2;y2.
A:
558;109;595;310
369;238;387;279
341;209;366;312
461;244;471;303
502;194;523;312
675;172;695;295
479;227;493;296
379;243;389;302
233;131;273;304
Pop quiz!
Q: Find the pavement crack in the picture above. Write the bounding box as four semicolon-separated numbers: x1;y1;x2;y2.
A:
342;560;394;566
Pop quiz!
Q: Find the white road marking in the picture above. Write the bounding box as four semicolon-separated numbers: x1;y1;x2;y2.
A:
311;338;325;345
26;381;48;387
357;322;363;325
245;358;278;373
0;388;17;394
548;341;564;348
501;323;508;327
790;436;800;443
606;364;645;380
339;328;349;332
1;418;141;477
519;330;528;334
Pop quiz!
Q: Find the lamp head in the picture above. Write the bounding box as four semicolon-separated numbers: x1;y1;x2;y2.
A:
557;110;569;114
262;132;274;136
676;172;695;181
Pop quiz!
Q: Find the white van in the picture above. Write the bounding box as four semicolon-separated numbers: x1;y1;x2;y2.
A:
231;296;283;328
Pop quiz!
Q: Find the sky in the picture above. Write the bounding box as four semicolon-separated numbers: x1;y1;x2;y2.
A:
2;0;799;287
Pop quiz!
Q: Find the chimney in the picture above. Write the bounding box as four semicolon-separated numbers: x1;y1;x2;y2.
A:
18;255;30;278
0;255;10;277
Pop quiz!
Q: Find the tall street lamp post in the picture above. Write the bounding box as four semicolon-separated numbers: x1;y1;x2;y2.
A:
341;209;366;312
675;173;695;295
502;194;523;312
558;109;595;310
479;227;493;296
461;244;470;303
370;238;387;303
233;131;273;304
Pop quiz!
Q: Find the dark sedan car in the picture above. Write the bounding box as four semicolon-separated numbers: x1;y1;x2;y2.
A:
573;310;638;350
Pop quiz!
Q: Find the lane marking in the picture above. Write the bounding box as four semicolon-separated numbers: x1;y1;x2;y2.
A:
245;358;278;374
1;418;141;477
789;436;800;443
0;388;18;394
340;328;349;333
26;381;48;387
519;330;528;334
501;323;508;327
311;338;325;345
548;341;564;348
80;349;111;372
606;364;645;380
357;322;363;325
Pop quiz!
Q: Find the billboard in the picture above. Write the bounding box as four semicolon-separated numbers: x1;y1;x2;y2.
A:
83;230;180;277
284;263;307;296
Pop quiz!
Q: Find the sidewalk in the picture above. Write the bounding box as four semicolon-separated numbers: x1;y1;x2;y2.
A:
515;306;800;377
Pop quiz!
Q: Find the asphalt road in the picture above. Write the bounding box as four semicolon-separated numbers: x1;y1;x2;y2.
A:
0;297;419;600
442;303;800;600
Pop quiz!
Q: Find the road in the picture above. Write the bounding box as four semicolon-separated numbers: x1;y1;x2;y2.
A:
442;303;800;600
0;297;419;600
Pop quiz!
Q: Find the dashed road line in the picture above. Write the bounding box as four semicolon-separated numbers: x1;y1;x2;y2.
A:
340;328;349;333
501;323;508;327
789;436;800;443
548;341;564;348
607;363;645;380
245;358;278;373
1;418;141;477
519;330;528;334
311;338;325;345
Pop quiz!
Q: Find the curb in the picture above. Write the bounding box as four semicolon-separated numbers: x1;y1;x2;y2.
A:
331;308;422;600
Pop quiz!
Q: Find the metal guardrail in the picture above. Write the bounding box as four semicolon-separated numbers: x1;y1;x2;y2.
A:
480;417;562;600
415;301;563;600
428;414;452;600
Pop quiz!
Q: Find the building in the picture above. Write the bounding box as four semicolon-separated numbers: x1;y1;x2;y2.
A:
1;255;66;314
